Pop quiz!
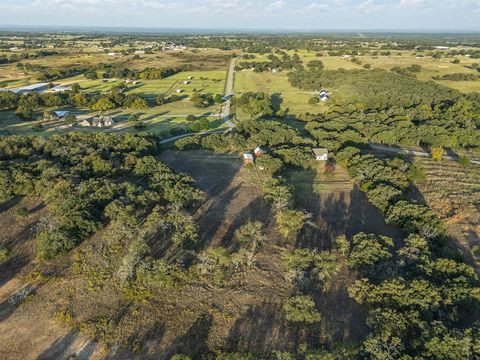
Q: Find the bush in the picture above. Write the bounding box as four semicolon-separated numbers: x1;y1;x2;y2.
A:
283;295;321;324
16;207;30;217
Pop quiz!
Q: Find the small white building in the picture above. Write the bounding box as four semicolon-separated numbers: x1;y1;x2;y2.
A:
319;90;330;102
340;54;352;59
243;152;254;163
51;85;72;92
313;148;328;161
183;80;191;85
254;146;265;157
134;50;146;55
176;89;183;93
107;52;117;56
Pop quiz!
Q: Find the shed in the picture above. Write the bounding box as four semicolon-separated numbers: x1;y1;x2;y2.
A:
254;146;265;157
243;152;254;163
313;148;328;161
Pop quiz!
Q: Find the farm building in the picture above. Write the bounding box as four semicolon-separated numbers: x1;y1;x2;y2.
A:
0;83;50;95
313;148;328;161
176;89;184;93
183;80;191;85
51;85;72;92
134;50;145;54
243;152;254;164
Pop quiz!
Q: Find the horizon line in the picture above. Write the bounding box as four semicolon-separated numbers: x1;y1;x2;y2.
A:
1;25;480;35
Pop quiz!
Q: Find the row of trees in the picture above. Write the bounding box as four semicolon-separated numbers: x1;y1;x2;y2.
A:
84;66;182;80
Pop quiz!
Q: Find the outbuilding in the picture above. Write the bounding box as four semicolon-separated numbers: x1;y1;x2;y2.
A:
243;152;254;164
313;148;328;161
319;90;330;102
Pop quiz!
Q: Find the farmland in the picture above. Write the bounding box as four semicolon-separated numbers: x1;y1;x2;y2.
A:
1;31;480;360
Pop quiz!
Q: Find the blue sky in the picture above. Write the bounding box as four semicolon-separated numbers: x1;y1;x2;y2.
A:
0;0;479;30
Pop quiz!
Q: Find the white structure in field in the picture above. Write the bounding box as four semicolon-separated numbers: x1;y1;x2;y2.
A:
313;148;328;161
319;90;330;102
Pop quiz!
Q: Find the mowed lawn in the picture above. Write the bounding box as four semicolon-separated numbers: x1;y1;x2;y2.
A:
0;70;229;136
235;71;328;116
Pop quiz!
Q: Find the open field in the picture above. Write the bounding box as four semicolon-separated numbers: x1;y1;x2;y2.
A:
235;71;326;116
0;69;229;136
239;49;480;94
0;48;233;86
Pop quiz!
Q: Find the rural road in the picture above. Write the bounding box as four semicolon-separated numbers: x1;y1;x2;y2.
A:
221;57;238;129
369;142;480;165
159;57;238;145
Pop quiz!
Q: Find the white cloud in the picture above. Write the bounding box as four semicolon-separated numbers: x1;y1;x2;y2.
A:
357;0;383;13
269;0;287;10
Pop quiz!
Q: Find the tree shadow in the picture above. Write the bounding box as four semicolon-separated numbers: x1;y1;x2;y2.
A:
220;196;272;250
195;185;241;250
270;93;284;114
225;302;292;355
0;196;22;213
347;184;404;245
36;330;79;360
312;281;368;346
163;314;214;360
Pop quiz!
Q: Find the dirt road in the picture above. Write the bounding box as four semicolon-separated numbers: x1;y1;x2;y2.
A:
369;142;480;165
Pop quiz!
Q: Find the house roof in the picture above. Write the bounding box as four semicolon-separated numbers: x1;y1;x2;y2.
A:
313;148;328;157
53;111;70;117
243;152;254;159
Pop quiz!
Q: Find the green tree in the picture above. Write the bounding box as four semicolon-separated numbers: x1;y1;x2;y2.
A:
283;295;321;324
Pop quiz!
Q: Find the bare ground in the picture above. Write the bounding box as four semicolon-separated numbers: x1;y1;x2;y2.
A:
0;150;378;359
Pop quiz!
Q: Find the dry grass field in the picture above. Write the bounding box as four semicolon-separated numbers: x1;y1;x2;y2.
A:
0;150;375;359
414;158;480;265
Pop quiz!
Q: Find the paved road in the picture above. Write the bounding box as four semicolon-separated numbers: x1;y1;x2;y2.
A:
369;142;480;165
221;57;238;129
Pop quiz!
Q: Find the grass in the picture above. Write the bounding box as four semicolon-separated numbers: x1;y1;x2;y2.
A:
0;69;228;136
239;49;480;94
414;157;480;266
235;71;327;116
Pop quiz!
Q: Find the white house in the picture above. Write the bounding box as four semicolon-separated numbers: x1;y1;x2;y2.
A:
134;50;146;55
313;148;328;161
176;89;183;93
254;146;265;157
319;90;330;102
107;52;117;56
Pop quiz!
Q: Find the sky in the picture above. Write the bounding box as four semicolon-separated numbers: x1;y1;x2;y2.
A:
0;0;479;31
